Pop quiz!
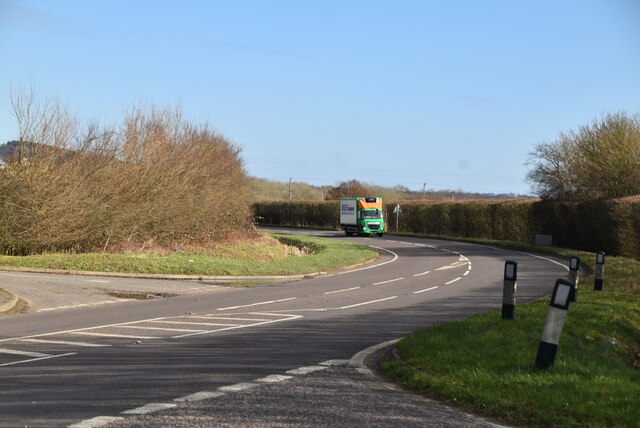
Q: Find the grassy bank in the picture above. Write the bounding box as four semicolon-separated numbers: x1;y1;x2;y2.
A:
381;238;639;427
0;233;378;276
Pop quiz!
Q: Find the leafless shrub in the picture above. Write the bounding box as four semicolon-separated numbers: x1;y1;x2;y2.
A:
0;90;251;255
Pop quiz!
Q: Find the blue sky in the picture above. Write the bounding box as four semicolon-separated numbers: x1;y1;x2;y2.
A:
1;0;639;195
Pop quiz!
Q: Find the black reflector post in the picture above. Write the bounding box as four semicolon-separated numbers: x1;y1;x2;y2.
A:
535;279;575;369
502;261;518;320
594;252;605;291
568;256;580;302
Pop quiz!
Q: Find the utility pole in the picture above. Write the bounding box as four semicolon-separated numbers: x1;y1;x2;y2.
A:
422;183;426;199
289;177;293;200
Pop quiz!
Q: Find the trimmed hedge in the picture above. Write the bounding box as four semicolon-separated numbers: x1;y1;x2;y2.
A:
254;197;640;261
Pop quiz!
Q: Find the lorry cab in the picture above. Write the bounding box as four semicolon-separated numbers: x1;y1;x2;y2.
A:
340;197;385;236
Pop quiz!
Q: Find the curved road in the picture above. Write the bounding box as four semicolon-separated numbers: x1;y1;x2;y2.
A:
0;228;568;427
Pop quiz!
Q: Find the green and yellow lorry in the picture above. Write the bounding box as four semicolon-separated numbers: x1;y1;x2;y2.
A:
339;197;385;236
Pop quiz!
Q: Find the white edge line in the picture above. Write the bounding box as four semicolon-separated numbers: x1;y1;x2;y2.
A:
445;277;462;285
336;246;399;274
339;296;397;309
68;416;125;428
413;286;440;294
0;352;77;367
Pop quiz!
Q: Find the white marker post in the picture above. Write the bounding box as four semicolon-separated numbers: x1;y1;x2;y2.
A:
535;279;575;369
568;256;580;302
594;252;605;291
502;261;517;320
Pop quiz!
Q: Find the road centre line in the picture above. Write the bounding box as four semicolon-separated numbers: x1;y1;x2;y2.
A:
0;352;76;367
189;316;270;322
19;338;111;347
116;325;208;333
445;277;462;285
339;296;398;309
71;332;160;339
172;314;303;339
413;286;439;294
150;320;242;327
0;317;168;344
413;270;431;277
324;287;360;295
372;277;404;285
216;297;297;311
0;348;50;358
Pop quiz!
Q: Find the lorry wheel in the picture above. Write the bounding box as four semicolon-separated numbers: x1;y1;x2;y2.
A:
377;233;383;237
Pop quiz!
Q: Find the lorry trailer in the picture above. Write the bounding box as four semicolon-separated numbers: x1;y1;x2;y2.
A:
339;197;384;236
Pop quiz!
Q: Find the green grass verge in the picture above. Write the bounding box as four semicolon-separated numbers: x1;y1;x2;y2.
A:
381;236;640;427
0;233;378;276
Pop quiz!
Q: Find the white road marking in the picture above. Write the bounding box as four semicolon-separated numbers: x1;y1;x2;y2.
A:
121;403;177;415
191;315;269;322
413;286;440;294
445;277;462;285
286;365;328;375
319;359;349;366
216;297;297;311
19;338;110;347
117;325;208;333
0;348;50;358
0;352;76;367
151;320;241;327
463;270;470;276
69;416;125;428
71;332;160;339
372;277;404;285
339;296;398;309
174;391;224;402
255;374;293;383
86;280;110;283
337;246;399;274
172;313;303;339
218;382;260;392
324;287;360;295
413;270;431;277
436;262;467;271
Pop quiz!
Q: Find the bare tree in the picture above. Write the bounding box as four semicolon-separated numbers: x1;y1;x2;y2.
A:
526;112;640;199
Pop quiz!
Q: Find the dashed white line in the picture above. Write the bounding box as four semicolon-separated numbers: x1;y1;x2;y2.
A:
445;277;462;285
71;332;160;339
19;338;110;347
372;277;404;285
324;287;360;295
68;416;125;428
413;286;440;294
216;297;297;311
174;391;224;402
286;365;328;375
218;382;260;392
117;325;208;333
0;348;50;358
121;403;177;415
0;352;76;367
339;296;398;309
413;270;431;277
255;374;293;383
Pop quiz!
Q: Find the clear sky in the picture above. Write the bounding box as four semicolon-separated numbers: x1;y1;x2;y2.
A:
1;0;639;195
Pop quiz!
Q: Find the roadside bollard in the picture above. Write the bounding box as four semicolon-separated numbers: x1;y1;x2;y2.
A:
502;261;517;320
568;256;580;302
535;279;575;369
594;252;605;291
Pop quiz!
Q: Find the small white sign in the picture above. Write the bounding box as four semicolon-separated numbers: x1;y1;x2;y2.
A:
393;204;402;214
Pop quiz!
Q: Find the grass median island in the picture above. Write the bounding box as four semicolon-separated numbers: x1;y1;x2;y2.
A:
381;240;640;427
0;233;379;277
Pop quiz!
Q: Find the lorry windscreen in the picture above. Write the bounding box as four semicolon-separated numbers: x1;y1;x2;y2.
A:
362;210;382;219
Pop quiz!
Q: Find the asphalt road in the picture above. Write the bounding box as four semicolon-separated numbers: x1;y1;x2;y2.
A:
0;228;569;427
